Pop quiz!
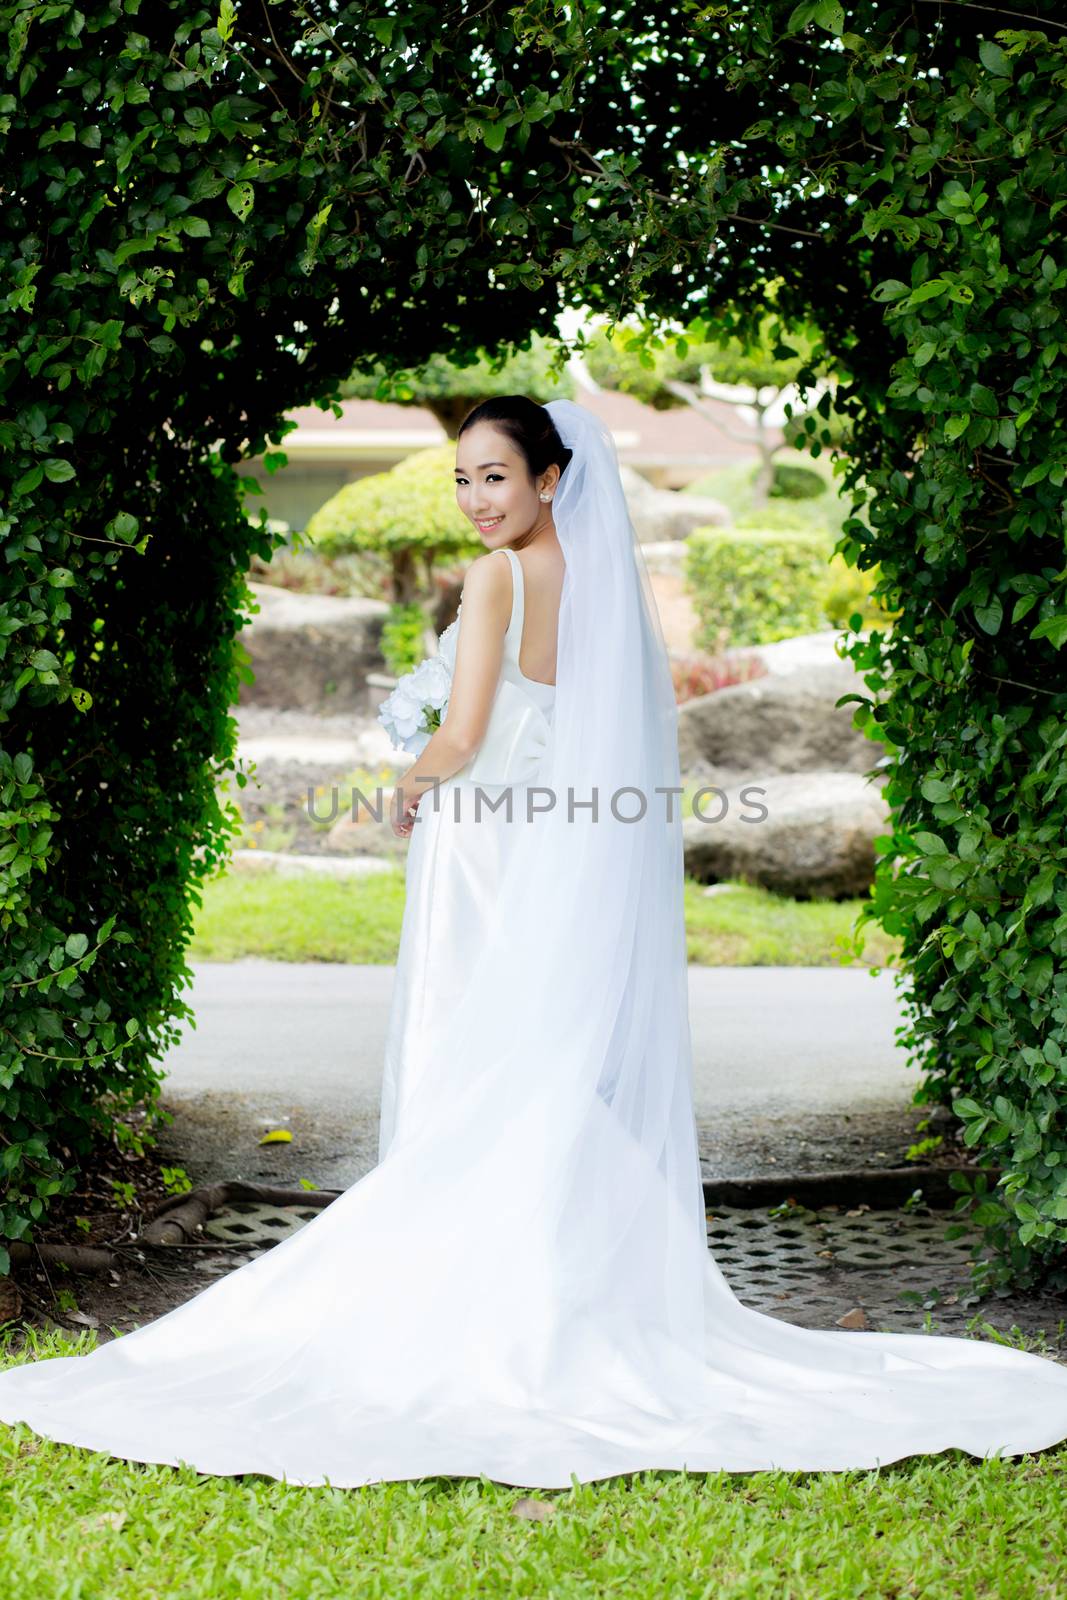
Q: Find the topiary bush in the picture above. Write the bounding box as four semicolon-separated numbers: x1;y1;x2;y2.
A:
685;527;833;647
770;462;827;501
306;447;480;605
686;523;894;646
380;602;431;678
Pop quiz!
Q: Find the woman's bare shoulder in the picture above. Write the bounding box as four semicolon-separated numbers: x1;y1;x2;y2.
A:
461;550;512;607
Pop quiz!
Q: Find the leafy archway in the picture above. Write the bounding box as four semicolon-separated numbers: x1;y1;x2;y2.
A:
2;1;1065;1288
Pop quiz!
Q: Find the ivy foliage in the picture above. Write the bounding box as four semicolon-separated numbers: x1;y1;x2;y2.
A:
340;330;576;437
2;1;1067;1291
0;0;617;1275
676;7;1067;1290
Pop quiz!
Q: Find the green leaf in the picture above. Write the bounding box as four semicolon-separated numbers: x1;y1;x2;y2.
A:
481;121;507;153
105;511;139;543
217;0;238;42
953;1097;986;1119
786;1;820;29
906;278;951;306
813;0;844;32
44;458;75;483
944;414;970;441
1031;614;1067;649
871;279;909;303
1026;865;1059;907
979;39;1012;78
973;596;1003;635
227;182;254;222
914;831;949;855
1022;953;1053;994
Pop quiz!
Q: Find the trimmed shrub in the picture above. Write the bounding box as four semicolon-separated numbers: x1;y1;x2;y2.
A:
685;527;833;647
306;448;480;604
380;602;430;678
770;462;827;500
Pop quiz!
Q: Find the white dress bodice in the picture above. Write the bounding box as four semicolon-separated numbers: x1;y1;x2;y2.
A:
451;546;556;787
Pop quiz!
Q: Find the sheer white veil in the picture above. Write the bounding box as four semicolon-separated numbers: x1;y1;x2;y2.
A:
382;396;710;1386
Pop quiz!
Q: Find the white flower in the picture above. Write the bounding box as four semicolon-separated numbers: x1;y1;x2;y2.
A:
376;611;461;755
409;651;452;709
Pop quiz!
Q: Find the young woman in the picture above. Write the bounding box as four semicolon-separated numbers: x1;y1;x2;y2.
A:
1;397;1066;1487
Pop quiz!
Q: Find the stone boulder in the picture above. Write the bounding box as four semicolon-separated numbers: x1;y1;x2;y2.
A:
682;770;891;899
239;582;389;713
677;659;883;777
639;540;690;577
620;466;731;544
723;629;872;680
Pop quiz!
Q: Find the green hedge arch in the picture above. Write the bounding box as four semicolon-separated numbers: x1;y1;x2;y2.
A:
2;1;1066;1295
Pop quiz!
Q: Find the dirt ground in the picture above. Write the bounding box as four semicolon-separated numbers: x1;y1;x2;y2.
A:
7;1098;1065;1353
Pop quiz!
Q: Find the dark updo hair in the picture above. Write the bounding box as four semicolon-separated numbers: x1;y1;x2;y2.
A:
457;395;573;482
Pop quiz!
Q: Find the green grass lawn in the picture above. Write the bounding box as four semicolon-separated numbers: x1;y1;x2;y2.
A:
1;1328;1064;1600
187;868;900;968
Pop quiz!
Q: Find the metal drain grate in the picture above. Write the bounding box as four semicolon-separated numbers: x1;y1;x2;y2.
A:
189;1196;1062;1344
705;1202;1000;1331
202;1200;323;1247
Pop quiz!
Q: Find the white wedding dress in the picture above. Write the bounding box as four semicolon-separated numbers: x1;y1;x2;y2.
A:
2;403;1067;1487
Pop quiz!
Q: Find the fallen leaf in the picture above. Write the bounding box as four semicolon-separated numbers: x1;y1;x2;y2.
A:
79;1510;127;1532
511;1497;555;1521
258;1130;293;1145
837;1306;869;1330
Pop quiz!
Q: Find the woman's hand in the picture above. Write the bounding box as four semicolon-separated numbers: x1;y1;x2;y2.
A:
390;784;421;839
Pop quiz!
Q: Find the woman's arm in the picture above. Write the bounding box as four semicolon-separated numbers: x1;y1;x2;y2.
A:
391;554;511;836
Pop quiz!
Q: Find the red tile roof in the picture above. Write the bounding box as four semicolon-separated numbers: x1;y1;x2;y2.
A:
281;384;774;469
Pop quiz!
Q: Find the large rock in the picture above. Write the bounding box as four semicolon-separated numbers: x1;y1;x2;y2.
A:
724;629;872;679
677;661;883;776
620;466;731;543
682;770;890;899
639;539;691;577
239;582;389;713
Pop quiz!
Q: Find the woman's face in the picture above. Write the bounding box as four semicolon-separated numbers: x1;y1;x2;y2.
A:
453;421;556;547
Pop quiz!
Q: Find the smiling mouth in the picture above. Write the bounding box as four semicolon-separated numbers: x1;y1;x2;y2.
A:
475;516;504;529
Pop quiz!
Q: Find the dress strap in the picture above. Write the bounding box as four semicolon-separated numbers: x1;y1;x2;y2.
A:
495;546;523;645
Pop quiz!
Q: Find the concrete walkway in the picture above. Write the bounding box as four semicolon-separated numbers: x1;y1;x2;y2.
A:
156;962;934;1192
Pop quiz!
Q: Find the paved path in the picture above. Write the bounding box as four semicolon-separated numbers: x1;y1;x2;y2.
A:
157;962;935;1192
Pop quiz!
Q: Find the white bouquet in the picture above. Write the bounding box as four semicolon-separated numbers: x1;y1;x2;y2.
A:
377;613;461;757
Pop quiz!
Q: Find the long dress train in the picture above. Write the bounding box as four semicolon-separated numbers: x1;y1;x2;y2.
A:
1;440;1067;1487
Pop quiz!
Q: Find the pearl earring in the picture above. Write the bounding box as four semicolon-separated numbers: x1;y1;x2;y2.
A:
540;493;551;501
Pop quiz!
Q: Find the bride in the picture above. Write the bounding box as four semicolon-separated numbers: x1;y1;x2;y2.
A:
1;395;1066;1487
